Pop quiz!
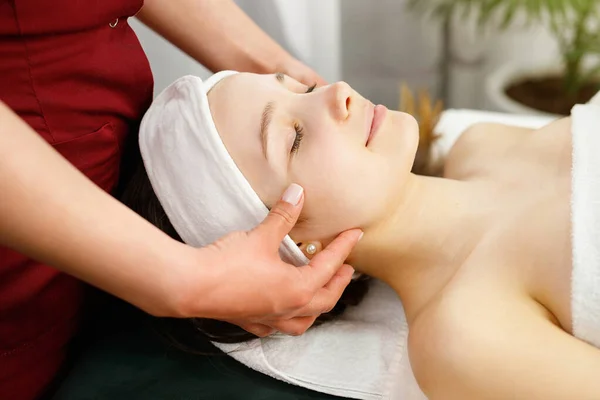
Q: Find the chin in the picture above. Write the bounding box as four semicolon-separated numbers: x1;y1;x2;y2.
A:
387;111;419;155
387;111;419;137
399;111;419;133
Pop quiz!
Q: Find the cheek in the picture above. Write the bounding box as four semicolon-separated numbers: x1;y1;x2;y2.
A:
292;136;392;236
226;142;288;207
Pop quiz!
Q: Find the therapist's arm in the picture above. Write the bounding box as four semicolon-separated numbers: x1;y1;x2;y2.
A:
136;0;326;86
0;101;358;335
0;101;203;317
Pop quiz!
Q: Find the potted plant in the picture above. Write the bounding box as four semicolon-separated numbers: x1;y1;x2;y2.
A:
409;0;600;116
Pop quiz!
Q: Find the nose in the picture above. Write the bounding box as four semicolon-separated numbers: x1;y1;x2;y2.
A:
327;81;353;121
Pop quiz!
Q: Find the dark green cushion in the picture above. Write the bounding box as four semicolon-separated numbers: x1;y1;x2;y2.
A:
52;299;346;400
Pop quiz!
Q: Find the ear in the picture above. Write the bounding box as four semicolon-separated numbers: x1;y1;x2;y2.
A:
296;241;323;260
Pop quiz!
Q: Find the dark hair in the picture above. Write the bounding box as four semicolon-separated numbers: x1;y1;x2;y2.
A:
119;157;371;346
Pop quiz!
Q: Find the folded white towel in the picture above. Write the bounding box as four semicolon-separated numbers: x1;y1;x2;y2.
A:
571;95;600;349
217;279;408;400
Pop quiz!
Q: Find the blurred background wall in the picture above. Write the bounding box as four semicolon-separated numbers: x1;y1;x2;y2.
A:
130;0;561;111
130;0;341;96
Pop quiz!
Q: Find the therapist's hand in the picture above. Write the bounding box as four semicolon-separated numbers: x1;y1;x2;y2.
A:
0;102;353;332
280;57;328;88
139;0;328;90
180;184;361;337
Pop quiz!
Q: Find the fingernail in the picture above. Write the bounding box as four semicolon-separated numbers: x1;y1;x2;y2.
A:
358;231;364;241
282;183;303;206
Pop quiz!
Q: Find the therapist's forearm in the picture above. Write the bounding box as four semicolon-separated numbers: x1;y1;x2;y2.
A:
137;0;295;74
0;102;201;317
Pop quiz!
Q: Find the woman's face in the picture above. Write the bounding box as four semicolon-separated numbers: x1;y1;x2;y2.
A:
208;73;419;245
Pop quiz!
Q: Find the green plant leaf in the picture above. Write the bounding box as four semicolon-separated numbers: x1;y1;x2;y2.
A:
498;0;517;30
478;0;504;26
412;0;600;90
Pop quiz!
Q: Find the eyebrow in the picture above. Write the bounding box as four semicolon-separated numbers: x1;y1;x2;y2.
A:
260;102;275;160
259;73;286;160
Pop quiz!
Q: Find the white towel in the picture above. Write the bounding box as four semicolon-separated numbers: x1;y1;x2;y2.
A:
571;94;600;348
217;279;408;400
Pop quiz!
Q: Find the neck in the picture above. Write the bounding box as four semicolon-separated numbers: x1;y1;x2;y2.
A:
348;174;492;323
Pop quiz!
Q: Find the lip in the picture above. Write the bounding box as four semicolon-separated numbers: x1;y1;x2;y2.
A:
365;103;387;147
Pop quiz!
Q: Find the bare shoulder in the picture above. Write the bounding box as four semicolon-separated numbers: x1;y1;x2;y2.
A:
407;285;513;398
443;117;574;179
408;287;600;400
443;122;535;179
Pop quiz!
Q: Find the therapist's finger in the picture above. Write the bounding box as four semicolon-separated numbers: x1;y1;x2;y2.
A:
269;316;317;336
297;229;362;290
250;184;304;250
294;263;355;317
314;75;328;87
234;321;276;338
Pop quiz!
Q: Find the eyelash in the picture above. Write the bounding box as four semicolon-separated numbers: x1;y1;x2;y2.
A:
291;122;304;154
290;83;316;155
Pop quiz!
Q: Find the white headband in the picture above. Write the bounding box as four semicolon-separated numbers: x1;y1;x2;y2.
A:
139;71;309;267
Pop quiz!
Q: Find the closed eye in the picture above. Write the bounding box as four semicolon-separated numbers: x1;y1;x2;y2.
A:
291;122;304;155
289;83;315;155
